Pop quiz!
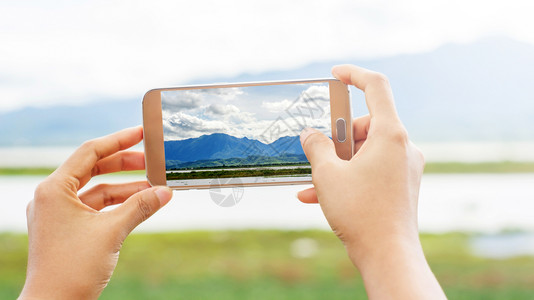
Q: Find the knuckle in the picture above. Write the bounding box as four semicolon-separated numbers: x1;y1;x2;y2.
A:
386;127;409;144
120;152;128;169
135;196;153;222
94;183;111;192
367;72;390;87
303;132;333;156
92;183;114;206
26;201;33;218
301;131;322;149
91;163;101;176
80;139;97;150
33;181;51;203
412;145;426;168
415;146;425;164
80;139;104;159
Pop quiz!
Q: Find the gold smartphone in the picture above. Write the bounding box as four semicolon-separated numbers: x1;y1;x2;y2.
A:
143;78;352;190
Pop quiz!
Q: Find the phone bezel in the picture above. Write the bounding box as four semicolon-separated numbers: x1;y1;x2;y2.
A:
143;78;353;189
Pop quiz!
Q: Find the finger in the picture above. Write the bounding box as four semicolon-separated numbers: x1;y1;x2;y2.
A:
297;187;318;204
91;151;145;177
300;127;339;167
55;126;144;189
74;151;145;192
111;186;173;235
79;181;151;211
352;114;371;154
332;65;399;122
353;114;371;142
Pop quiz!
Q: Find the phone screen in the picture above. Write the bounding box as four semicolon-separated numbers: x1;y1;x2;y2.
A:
161;82;331;186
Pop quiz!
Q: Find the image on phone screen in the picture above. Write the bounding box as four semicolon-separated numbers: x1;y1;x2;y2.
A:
161;82;331;186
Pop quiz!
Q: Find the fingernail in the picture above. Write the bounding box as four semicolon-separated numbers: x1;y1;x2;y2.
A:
155;187;173;206
300;127;315;144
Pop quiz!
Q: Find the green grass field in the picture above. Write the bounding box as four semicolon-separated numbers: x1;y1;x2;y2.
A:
3;161;534;176
2;231;534;299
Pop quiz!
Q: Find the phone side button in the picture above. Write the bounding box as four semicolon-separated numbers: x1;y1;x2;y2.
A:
336;118;346;143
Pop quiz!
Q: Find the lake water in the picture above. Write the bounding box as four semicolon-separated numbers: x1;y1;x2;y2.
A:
2;142;534;167
2;173;534;234
470;233;534;258
3;173;534;258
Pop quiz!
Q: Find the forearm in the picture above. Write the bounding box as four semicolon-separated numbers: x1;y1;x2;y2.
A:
347;235;446;300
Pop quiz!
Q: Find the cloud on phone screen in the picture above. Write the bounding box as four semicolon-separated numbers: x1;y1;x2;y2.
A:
162;84;330;142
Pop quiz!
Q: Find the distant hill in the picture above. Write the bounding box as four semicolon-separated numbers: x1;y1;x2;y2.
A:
0;99;140;146
164;133;305;169
1;36;533;146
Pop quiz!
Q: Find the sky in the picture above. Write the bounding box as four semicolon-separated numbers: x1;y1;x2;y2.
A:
1;0;533;112
161;83;331;142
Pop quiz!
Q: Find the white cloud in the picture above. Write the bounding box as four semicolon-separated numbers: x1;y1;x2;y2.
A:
300;85;330;103
261;99;293;113
162;85;332;142
161;90;203;111
229;111;256;124
163;109;331;143
205;104;240;115
285;85;330;123
1;0;533;111
203;103;256;124
262;85;330;114
163;112;229;140
201;87;244;101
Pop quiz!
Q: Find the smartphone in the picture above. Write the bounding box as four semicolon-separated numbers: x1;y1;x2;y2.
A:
143;78;352;190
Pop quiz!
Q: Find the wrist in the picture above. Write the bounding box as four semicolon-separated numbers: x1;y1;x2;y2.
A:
345;232;446;299
345;229;421;269
19;274;102;300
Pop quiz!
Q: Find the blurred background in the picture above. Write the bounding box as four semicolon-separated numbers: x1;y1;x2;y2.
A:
1;0;534;298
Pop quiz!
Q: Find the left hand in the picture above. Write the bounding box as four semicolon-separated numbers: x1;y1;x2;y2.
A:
19;126;173;300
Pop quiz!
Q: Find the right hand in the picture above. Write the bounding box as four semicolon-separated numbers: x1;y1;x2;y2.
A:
297;65;445;299
298;64;424;253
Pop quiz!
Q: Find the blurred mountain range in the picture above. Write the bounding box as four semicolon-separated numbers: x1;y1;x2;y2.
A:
1;36;533;146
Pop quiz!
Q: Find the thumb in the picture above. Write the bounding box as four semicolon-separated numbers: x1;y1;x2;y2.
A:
111;186;173;234
297;187;319;204
300;127;339;167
